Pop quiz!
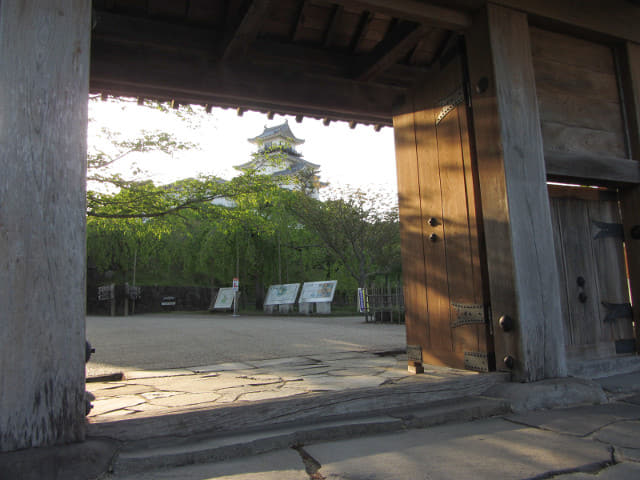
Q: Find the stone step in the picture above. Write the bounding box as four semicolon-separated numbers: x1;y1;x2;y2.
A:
111;395;511;476
568;355;640;380
89;371;508;443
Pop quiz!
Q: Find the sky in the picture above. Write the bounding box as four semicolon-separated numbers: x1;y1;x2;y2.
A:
88;97;398;199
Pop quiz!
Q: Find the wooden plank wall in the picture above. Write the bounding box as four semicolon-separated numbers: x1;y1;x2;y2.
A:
618;42;640;349
530;27;627;160
549;187;632;360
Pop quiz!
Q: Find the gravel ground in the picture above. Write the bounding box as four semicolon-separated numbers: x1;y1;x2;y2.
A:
86;313;406;375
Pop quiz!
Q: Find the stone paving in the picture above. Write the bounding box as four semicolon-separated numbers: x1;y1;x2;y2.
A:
105;371;640;480
87;350;478;422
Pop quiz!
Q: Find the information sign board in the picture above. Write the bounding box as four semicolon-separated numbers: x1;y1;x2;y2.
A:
264;283;301;306
214;287;236;309
357;288;367;313
299;280;337;303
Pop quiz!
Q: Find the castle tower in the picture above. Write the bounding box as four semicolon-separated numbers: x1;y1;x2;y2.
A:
235;121;323;198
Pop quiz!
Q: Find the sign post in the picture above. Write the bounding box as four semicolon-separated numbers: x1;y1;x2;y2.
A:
232;277;240;317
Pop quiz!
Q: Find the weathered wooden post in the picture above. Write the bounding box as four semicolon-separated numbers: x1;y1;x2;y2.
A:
465;5;567;381
0;1;91;451
618;42;640;350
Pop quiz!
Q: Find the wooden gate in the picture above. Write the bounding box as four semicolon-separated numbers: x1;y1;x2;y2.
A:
394;48;493;372
549;185;636;362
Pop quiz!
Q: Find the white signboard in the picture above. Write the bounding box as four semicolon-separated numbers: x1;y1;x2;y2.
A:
264;283;300;306
299;280;337;303
214;287;236;309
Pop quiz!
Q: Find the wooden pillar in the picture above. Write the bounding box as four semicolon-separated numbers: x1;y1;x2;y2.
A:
465;4;567;381
618;41;640;349
0;1;91;451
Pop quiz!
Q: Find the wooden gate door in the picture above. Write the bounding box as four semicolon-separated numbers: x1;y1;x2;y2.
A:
394;49;493;372
549;185;636;362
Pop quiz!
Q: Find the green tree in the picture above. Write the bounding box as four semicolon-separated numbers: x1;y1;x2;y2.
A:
86;97;401;306
285;187;401;288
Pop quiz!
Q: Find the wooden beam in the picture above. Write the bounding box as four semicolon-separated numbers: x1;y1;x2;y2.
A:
92;80;394;125
322;0;472;31
466;5;566;381
251;39;349;74
90;40;397;125
93;11;218;54
545;151;640;185
354;21;431;81
617;41;640;352
248;39;426;88
619;43;640;156
494;0;640;44
222;0;271;60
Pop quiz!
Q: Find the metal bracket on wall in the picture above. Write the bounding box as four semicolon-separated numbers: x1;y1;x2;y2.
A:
464;351;494;372
602;302;632;323
451;302;486;328
593;221;624;240
436;87;464;126
407;344;423;363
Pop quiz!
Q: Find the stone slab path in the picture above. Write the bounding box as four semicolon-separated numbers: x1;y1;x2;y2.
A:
110;398;640;480
87;350;478;422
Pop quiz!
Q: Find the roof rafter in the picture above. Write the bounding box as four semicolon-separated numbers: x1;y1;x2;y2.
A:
354;21;431;82
249;39;426;87
320;0;471;30
350;10;373;53
222;0;271;60
323;5;344;48
290;0;307;42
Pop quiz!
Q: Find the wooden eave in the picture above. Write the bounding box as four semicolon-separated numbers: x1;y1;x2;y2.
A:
90;0;470;126
90;0;640;126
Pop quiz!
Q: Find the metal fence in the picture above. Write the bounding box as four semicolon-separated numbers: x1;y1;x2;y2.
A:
362;286;405;323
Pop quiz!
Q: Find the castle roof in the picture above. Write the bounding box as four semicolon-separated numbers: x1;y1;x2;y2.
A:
234;154;319;172
248;120;304;146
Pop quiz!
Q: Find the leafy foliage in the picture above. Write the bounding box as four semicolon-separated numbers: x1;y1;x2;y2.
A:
86;98;401;306
284;187;400;287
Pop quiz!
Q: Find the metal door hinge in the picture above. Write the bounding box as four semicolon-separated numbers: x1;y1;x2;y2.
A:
602;302;632;323
464;351;495;372
436;87;464;125
407;344;423;363
451;302;487;328
593;221;624;240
